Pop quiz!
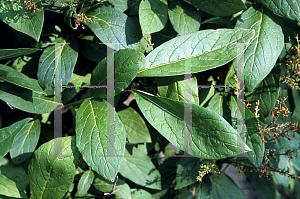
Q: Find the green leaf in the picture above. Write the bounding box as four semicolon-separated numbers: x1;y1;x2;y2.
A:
115;178;131;199
0;48;40;60
199;76;216;107
206;92;231;123
183;0;246;17
235;5;284;92
91;49;145;98
134;90;251;159
10;119;41;164
157;74;199;105
84;6;143;52
0;174;22;198
0;82;62;114
131;188;152;199
168;0;201;35
0;0;43;41
0;161;28;192
37;37;78;96
119;145;161;190
209;172;244;199
117;107;151;144
78;35;107;63
0;118;32;157
75;99;126;181
76;170;94;197
139;0;168;35
0;64;45;94
137;28;255;77
188;178;212;198
28;136;80;199
257;0;300;21
245;63;281;123
174;157;200;190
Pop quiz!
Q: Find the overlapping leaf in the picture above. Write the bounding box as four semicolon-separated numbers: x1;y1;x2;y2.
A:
91;49;145;98
0;174;22;198
157;74;199;105
174;157;199;190
76;170;94;196
28;136;79;199
0;64;45;94
184;0;246;16
0;118;32;157
0;0;43;41
168;0;201;35
83;6;143;51
235;5;284;92
257;0;300;21
37;37;78;96
75;99;126;181
117;107;151;144
10;119;41;164
137;28;255;77
209;172;244;199
0;83;61;114
119;145;161;190
0;48;40;60
134;90;251;159
139;0;168;35
245;63;281;123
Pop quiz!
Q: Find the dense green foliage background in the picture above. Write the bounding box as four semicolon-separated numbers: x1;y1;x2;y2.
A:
0;0;300;198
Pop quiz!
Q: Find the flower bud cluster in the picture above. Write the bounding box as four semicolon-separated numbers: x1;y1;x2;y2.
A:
196;161;220;182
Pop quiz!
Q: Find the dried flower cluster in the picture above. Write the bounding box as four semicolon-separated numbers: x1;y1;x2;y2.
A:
196;161;220;182
281;35;300;90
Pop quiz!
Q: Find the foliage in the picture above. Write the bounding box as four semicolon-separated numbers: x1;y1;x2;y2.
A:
0;0;300;198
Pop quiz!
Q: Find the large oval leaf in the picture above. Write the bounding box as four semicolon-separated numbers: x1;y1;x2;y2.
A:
0;64;45;94
10;119;41;164
134;90;251;159
0;0;43;41
28;136;79;199
0;82;61;114
137;28;255;77
83;6;143;52
37;36;78;96
119;145;161;190
235;5;284;92
91;49;145;98
257;0;300;21
0;118;32;157
75;99;126;181
139;0;168;35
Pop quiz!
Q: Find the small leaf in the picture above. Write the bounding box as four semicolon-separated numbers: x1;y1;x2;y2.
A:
37;37;78;96
91;49;145;98
131;188;152;199
0;48;40;60
209;172;244;199
168;0;201;35
134;90;251;159
139;0;168;35
0;0;43;41
0;174;22;198
28;136;80;199
76;170;94;196
0;82;61;114
10;119;41;164
0;64;45;94
119;145;162;190
117;107;151;144
84;6;143;52
0;118;32;157
75;99;126;181
137;28;255;77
